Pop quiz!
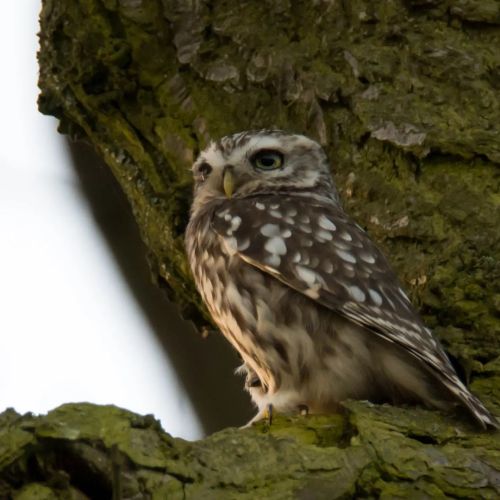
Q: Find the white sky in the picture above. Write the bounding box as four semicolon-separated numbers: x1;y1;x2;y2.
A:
0;2;202;440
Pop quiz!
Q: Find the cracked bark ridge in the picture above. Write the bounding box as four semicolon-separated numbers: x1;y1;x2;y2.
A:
35;0;500;496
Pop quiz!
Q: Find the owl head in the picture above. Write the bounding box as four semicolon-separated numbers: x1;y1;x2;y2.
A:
190;130;339;213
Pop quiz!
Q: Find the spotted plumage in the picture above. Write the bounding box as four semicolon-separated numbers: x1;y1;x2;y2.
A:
185;130;497;428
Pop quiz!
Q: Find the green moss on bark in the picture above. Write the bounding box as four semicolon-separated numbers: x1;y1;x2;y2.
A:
2;403;500;498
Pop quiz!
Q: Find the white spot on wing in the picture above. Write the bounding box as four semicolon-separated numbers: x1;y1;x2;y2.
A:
265;254;281;266
340;231;353;241
315;229;333;242
333;239;350;250
348;285;366;302
270;210;282;218
318;214;337;231
237;238;251;251
336;249;357;263
368;289;383;306
295;265;317;286
230;216;242;231
256;202;266;210
260;223;281;237
360;252;376;264
264;236;287;255
398;287;410;302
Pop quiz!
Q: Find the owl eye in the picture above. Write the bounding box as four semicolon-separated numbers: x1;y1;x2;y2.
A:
197;162;212;181
251;150;284;171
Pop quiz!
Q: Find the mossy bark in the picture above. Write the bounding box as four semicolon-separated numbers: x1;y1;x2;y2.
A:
31;0;500;497
2;402;500;498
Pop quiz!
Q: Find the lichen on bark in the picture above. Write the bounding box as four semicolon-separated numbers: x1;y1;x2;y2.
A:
32;0;500;496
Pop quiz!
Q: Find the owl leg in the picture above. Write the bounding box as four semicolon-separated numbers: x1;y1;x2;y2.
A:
236;363;272;427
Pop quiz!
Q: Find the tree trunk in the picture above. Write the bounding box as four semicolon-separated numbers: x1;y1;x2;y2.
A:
22;0;500;496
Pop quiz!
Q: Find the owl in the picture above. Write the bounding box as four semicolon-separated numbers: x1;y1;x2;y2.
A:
185;129;497;428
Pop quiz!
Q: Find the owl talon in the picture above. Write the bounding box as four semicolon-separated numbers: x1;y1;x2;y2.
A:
242;404;274;428
264;404;273;426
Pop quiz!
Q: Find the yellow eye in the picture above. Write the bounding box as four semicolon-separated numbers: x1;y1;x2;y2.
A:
251;150;284;170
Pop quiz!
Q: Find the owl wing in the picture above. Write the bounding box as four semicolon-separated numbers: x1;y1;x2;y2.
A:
212;194;497;428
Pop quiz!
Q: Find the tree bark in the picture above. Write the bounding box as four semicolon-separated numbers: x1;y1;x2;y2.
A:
30;0;500;497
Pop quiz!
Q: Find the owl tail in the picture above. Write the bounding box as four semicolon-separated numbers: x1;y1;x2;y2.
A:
443;373;498;429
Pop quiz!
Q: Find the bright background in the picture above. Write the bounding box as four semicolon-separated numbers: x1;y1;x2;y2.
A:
0;2;251;440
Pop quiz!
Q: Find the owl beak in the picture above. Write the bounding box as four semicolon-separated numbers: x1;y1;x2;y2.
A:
223;165;235;198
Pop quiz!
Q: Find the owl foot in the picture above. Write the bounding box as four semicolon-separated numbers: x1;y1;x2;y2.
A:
243;403;274;428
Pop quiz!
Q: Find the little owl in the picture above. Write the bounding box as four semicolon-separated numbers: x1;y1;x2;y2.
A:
185;129;497;428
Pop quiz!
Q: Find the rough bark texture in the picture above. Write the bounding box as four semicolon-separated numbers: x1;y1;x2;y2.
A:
31;0;500;497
